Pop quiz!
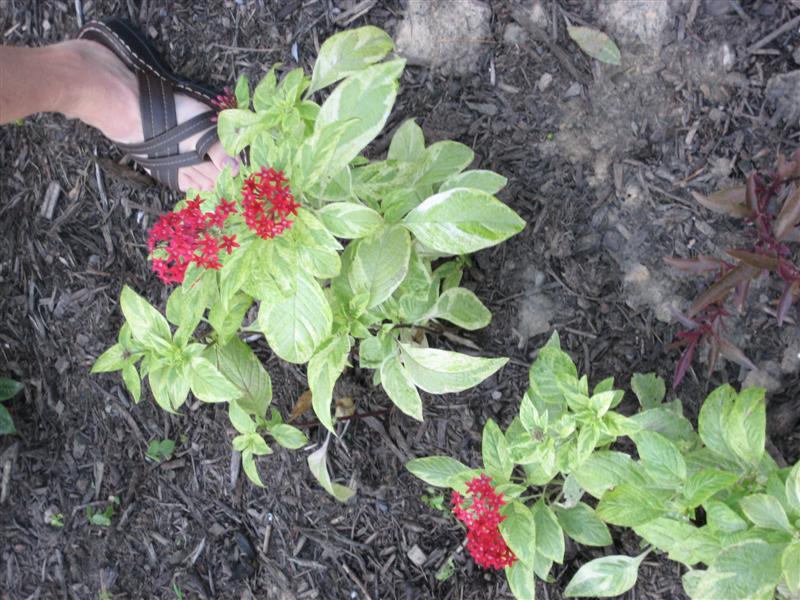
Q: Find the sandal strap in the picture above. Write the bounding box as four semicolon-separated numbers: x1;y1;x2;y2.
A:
194;127;220;160
134;151;206;170
117;111;216;155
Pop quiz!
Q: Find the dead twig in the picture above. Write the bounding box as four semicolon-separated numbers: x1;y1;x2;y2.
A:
747;14;800;53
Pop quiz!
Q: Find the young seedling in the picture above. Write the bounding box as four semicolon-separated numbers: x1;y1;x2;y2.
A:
666;150;800;387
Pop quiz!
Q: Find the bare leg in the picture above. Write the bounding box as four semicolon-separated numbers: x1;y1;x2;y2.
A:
0;41;237;192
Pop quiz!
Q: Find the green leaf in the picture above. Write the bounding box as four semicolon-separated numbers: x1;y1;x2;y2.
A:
482;419;513;483
380;355;422;420
388;118;425;162
0;378;23;402
208;293;253;346
120;286;172;353
402;188;525;255
429;287;491;330
189;356;240;403
705;499;748;533
440;170;508;195
122;363;141;403
317;202;383;239
782;541;800;595
308;26;394;95
350;227;411;308
532;500;565;564
722;387;766;466
269;423;308;450
234;73;250;108
217;108;260;155
0;404;15;435
634;518;720;566
406;456;471;487
308;437;355;501
630;373;665;408
573;451;644;498
566;26;621;66
693;540;783;600
632;430;686;481
596;483;669;527
258;271;332;364
416;141;474;187
631;407;696;447
499;501;537;566
564;554;645;597
91;344;127;373
698;385;738;461
682;469;739;509
315;59;404;173
739;494;793;533
555;502;612;547
307;334;351;434
228;400;256;434
242;450;265;487
786;463;800;514
212;338;272;417
399;344;507;394
148;365;190;413
253;64;279;111
505;561;536;600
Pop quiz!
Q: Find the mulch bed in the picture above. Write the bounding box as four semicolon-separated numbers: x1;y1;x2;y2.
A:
1;1;798;598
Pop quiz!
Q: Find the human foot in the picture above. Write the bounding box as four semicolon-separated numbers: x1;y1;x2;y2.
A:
61;39;238;192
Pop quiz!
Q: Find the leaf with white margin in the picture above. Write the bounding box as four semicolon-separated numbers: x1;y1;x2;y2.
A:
399;344;507;394
402;188;525;255
308;434;355;502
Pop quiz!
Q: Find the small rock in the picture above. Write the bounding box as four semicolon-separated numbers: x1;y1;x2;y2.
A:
742;364;781;393
72;438;86;460
538;73;553;91
407;545;427;567
503;23;528;45
781;335;800;373
491;390;502;400
564;82;582;98
529;0;549;29
793;46;800;66
720;44;735;71
599;0;675;47
55;356;69;374
395;0;491;74
766;70;800;125
517;292;555;347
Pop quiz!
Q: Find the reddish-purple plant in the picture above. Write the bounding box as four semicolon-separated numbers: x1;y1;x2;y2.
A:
666;150;800;388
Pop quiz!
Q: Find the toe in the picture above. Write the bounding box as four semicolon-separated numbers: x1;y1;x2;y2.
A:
206;141;240;177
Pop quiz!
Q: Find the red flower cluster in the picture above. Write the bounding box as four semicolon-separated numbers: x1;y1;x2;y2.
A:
451;474;516;570
241;167;300;239
148;196;239;284
210;86;237;122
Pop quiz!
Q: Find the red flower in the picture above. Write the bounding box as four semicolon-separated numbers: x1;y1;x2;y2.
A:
240;167;300;240
221;235;239;254
451;474;516;570
210;86;237;122
147;197;239;285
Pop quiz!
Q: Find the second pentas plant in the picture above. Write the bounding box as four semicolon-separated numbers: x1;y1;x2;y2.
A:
93;26;525;497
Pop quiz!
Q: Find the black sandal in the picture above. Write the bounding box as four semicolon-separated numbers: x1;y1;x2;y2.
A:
78;18;222;190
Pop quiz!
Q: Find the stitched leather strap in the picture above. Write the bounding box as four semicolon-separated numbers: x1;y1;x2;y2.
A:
77;18;222;189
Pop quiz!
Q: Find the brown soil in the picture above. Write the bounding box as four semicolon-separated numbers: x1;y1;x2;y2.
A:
1;1;798;599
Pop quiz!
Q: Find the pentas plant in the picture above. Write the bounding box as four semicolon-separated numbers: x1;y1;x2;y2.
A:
666;150;800;388
407;334;800;600
92;26;525;498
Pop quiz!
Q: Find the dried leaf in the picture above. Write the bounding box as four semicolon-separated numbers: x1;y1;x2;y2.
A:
566;26;621;65
691;187;751;217
288;390;313;423
718;338;755;370
669;305;699;329
775;186;800;241
777;281;799;326
727;249;780;271
688;263;760;317
746;174;758;212
664;255;725;273
777;150;800;180
334;396;355;419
